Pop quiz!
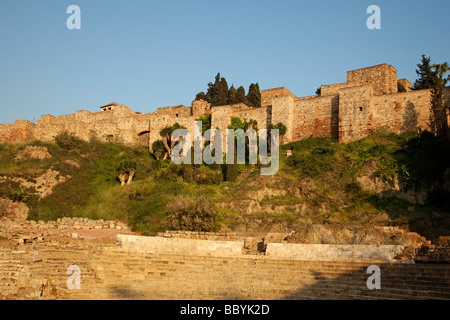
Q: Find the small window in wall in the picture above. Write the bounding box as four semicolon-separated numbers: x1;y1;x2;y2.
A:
175;114;179;117
359;107;363;112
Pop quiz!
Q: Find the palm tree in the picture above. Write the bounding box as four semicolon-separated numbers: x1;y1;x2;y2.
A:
159;123;186;160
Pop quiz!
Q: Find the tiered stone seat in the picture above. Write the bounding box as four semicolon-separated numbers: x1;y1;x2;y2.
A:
0;239;449;300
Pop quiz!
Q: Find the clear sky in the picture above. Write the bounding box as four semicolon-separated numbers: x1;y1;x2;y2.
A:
0;0;449;124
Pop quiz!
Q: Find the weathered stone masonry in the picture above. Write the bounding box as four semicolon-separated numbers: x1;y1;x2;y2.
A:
1;63;447;148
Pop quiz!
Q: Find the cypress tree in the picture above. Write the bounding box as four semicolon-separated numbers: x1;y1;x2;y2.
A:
235;86;246;104
218;77;229;106
255;83;261;106
430;63;449;136
195;91;206;101
246;83;261;107
228;85;237;105
206;73;221;105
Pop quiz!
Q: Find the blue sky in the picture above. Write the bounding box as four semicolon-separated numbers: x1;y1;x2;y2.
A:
0;0;449;124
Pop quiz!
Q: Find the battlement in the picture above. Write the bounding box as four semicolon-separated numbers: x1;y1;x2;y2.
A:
261;87;297;107
347;63;398;95
0;63;444;147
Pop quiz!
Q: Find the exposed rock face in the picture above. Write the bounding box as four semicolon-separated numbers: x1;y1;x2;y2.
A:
0;198;29;224
356;174;428;205
15;146;51;161
285;224;427;247
355;158;447;205
2;169;70;199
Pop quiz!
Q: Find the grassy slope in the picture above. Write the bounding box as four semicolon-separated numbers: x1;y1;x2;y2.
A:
0;129;449;240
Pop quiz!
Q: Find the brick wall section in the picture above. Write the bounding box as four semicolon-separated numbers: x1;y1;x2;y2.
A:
321;82;349;96
234;106;271;129
192;99;211;116
338;85;374;143
271;95;295;142
290;95;340;141
0;105;153;146
261;87;297;107
210;103;261;151
398;78;412;91
347;64;398;96
372;89;432;133
0;120;35;143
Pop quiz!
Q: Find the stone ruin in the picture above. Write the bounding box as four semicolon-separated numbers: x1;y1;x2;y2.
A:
1;64;448;150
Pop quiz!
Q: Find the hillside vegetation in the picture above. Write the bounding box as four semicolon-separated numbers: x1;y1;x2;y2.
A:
0;129;449;242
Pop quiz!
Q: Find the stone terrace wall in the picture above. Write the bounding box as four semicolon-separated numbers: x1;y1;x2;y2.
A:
117;235;244;257
0;217;129;244
157;230;240;241
266;243;407;263
116;234;411;263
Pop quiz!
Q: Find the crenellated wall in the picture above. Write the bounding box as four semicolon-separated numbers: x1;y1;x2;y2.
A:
0;64;446;149
347;63;398;96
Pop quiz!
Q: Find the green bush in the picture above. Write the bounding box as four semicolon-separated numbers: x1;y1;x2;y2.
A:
54;132;87;151
166;196;219;232
286;143;336;177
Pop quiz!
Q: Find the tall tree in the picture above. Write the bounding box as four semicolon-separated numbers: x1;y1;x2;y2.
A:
195;91;206;101
246;83;261;107
228;85;237;105
235;86;246;104
159;123;186;160
152;140;167;160
430;62;449;136
218;77;229;106
413;55;435;90
205;73;221;105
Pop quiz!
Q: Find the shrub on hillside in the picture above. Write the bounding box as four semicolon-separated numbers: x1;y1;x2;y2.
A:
166;196;218;232
54;132;86;151
286;142;337;177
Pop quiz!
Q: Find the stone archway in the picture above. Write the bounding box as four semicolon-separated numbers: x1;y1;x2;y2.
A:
137;130;150;147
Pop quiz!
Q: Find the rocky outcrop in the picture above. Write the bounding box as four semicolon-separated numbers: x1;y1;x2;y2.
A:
0;198;29;223
284;224;428;247
1;169;70;199
14;146;51;161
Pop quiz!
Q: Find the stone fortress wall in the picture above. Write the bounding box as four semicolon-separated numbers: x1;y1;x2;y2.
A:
0;63;445;148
